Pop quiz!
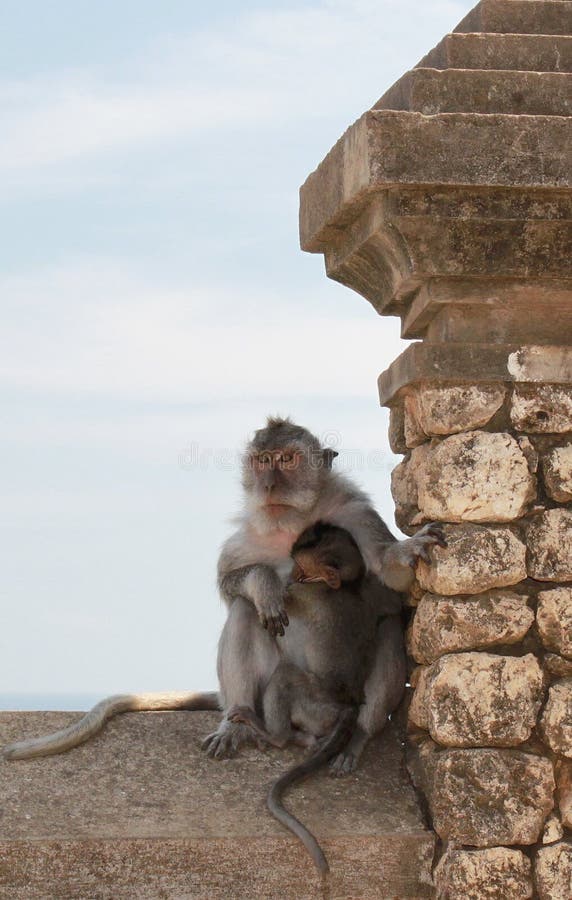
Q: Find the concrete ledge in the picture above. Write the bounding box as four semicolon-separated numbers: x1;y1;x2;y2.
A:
299;111;572;252
0;711;434;899
418;33;572;72
454;0;572;36
375;69;572;117
377;343;572;405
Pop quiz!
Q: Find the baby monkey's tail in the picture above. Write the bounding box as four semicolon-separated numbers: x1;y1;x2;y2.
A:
267;707;357;875
3;691;220;760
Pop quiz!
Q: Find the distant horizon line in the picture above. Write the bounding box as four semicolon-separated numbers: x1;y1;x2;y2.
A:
0;693;106;711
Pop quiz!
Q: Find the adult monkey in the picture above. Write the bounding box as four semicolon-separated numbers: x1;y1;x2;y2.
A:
203;416;444;774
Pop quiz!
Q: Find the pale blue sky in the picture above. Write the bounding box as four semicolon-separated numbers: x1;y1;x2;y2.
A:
1;0;474;709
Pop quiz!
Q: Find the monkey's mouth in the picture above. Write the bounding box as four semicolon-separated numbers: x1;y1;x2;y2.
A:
293;571;326;584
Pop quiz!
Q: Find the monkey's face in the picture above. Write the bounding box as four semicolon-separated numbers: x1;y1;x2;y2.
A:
243;443;323;521
241;419;336;530
291;550;342;590
291;523;365;586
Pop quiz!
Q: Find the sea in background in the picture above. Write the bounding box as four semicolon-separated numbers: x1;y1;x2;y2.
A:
0;694;103;711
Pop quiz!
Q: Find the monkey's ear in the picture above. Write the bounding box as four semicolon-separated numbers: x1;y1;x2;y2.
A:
323;567;342;590
322;448;339;469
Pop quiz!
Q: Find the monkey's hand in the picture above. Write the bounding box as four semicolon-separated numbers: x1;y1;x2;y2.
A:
253;593;290;638
379;522;447;591
399;522;447;565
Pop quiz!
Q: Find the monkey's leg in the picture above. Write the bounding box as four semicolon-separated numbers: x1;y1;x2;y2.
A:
261;662;308;747
330;615;406;777
202;597;280;759
264;663;342;751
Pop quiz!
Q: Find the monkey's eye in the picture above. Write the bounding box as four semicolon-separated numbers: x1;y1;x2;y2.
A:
279;451;299;469
258;452;273;466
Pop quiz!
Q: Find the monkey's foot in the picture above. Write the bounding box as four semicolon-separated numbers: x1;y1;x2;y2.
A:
402;522;447;565
226;705;266;735
202;718;266;759
226;705;283;749
329;750;359;777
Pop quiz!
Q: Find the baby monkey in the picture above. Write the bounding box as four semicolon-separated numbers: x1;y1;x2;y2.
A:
228;521;386;874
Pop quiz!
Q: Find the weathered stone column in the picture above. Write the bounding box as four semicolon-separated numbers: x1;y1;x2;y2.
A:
300;1;572;897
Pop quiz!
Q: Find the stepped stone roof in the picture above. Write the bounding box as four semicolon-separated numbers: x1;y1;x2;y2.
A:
300;0;571;326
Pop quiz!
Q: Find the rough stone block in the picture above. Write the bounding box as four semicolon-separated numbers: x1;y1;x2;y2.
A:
415;431;535;523
543;443;572;503
537;588;572;659
556;759;572;830
535;842;572;900
542;813;564;845
511;385;572;434
517;436;539;474
415;653;544;748
540;680;572;758
434;847;533;900
408;666;431;732
545;654;572;679
416;524;527;596
391;447;426;532
527;509;572;582
408;591;534;665
403;384;506;447
428;749;555;846
388;404;407;454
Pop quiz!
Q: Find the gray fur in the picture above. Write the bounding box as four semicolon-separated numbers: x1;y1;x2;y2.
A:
204;416;444;765
226;524;383;872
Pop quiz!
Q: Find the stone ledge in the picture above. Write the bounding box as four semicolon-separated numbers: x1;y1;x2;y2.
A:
378;343;572;406
299;111;572;253
454;0;572;36
0;711;434;899
418;33;572;72
375;69;572;117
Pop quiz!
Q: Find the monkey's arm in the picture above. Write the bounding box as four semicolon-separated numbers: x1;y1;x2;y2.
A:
218;543;289;637
327;503;445;591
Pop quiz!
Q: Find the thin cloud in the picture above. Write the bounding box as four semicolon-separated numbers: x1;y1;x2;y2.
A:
0;259;402;399
0;0;472;174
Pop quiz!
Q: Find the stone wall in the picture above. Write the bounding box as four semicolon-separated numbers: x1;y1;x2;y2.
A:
391;379;572;899
299;0;572;895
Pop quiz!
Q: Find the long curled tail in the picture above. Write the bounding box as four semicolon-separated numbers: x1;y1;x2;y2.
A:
267;707;357;875
3;691;220;760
